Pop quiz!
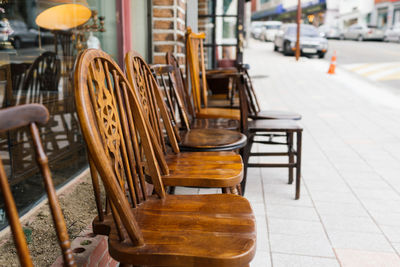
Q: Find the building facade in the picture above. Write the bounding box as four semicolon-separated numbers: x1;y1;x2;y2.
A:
371;0;400;28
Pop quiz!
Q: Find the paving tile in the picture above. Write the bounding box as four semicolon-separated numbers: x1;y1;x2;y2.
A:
272;253;340;267
368;210;400;227
313;202;369;218
250;250;272;267
269;233;335;258
393;243;400;254
335;248;400;267
309;191;360;204
319;214;381;233
380;226;400;243
266;204;320;221
268;218;326;236
328;231;394;253
174;186;199;195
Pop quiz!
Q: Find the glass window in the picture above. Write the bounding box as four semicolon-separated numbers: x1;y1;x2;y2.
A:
0;0;119;230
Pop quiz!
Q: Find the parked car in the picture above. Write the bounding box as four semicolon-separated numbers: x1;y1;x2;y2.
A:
260;21;282;42
318;24;340;39
340;24;385;41
384;23;400;42
8;20;38;48
274;24;328;58
250;22;265;40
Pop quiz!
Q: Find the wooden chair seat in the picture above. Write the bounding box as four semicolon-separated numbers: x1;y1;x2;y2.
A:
108;194;256;267
164;151;243;187
187;118;239;130
196;107;240;120
179;128;247;151
249;110;302;120
248;119;302;132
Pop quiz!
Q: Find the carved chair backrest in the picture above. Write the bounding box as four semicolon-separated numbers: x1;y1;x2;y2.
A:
74;49;167;247
165;52;196;121
186;27;209;111
125;51;180;155
22;52;61;104
0;104;75;267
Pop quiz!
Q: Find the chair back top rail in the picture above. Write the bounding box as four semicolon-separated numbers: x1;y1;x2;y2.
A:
74;49;168;246
0;104;75;267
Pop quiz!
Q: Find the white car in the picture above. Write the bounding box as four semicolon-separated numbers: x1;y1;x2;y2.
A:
260;21;282;42
384;23;400;42
340;24;385;41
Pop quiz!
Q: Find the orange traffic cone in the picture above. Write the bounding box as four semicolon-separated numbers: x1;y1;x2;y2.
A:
327;51;336;75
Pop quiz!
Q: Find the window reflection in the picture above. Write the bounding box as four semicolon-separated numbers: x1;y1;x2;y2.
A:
0;0;114;230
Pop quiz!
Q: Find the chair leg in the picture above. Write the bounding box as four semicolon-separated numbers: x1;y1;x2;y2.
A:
222;187;229;193
168;186;176;194
288;132;294;185
240;135;253;196
229;186;239;195
295;131;302;200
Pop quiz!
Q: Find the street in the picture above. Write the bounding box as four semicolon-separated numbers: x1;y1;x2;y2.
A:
253;39;400;91
325;40;400;90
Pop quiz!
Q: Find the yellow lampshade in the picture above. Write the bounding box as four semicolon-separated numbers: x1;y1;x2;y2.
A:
35;1;91;30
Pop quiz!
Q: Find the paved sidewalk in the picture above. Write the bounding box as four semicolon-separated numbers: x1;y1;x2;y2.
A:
178;40;400;266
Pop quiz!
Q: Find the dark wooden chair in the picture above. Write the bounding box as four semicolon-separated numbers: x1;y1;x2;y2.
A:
186;27;301;121
74;49;256;266
166;52;240;130
238;73;303;199
150;64;247;152
0;104;76;267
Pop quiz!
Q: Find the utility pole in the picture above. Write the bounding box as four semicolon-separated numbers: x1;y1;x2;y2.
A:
295;0;301;61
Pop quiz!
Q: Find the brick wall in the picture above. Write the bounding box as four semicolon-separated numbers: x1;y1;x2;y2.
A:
152;0;186;65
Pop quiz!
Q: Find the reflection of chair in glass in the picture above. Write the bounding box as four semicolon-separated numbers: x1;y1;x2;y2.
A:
75;49;256;266
21;51;61;106
7;52;83;185
0;62;31;107
0;104;76;266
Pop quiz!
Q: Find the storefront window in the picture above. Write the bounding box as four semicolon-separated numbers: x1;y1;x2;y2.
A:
377;8;388;28
0;0;118;231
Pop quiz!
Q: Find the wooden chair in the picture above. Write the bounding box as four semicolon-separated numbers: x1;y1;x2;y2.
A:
0;104;76;267
74;49;256;266
166;52;240;130
238;73;303;199
186;27;301;121
150;64;247;152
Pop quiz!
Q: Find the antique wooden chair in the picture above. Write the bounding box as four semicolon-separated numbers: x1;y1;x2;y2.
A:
74;49;256;266
150;64;246;152
186;27;302;121
0;104;75;267
166;52;240;130
238;73;303;199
